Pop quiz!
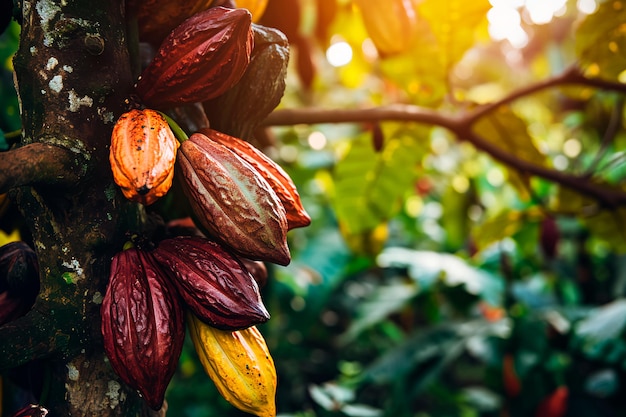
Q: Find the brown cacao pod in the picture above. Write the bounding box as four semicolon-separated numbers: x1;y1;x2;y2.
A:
132;0;215;46
203;24;288;141
199;128;310;230
177;132;290;265
240;258;267;289
109;109;179;206
354;0;417;56
101;248;185;410
135;7;254;109
153;236;270;329
187;314;277;417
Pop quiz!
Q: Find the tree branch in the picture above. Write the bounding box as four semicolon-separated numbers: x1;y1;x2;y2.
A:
0;143;84;194
0;300;88;371
262;66;626;208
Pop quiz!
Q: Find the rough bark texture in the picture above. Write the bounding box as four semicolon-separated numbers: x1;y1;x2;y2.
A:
1;0;152;415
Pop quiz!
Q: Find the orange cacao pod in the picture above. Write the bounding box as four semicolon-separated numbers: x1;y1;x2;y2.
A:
135;7;254;109
177;132;290;265
132;0;215;46
202;24;288;141
153;236;270;329
354;0;417;56
109;109;179;206
101;248;185;410
199;128;310;230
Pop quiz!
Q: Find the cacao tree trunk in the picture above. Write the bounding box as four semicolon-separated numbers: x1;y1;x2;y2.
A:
0;0;153;415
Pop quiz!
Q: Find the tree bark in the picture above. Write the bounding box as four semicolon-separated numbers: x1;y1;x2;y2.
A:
2;0;151;415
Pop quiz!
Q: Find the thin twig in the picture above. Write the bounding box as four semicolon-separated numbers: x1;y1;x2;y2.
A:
584;96;625;177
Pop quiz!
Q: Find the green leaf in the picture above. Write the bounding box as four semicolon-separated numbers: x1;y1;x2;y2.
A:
376;247;504;305
332;127;425;235
575;1;626;79
472;107;548;199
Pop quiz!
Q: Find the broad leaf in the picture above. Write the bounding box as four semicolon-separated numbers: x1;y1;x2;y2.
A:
575;1;626;80
332;127;426;235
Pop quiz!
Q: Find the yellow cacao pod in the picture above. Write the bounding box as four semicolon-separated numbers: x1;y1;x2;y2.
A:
234;0;268;22
109;109;179;206
187;313;277;417
354;0;417;56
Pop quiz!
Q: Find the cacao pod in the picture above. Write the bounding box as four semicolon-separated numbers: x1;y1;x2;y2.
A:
177;132;290;265
0;241;39;296
354;0;417;56
135;7;254;109
502;354;521;398
153;236;270;330
109;109;179;206
199;128;310;230
240;258;267;289
101;248;185;410
202;24;289;141
535;386;568;417
0;241;39;325
187;313;277;417
10;404;48;417
132;0;215;46
233;0;268;22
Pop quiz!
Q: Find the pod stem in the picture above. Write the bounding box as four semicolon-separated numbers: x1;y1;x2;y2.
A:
159;111;189;143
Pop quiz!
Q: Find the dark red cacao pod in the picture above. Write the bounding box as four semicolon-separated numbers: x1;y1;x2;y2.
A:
202;23;289;141
0;290;31;325
0;241;40;297
135;7;254;109
153;236;270;330
199;128;310;230
540;216;560;260
10;404;48;417
240;257;268;289
101;248;184;410
177;132;290;265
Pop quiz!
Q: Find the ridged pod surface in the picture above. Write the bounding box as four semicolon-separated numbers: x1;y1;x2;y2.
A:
131;0;215;46
135;7;254;109
200;128;310;230
187;313;277;417
234;0;268;22
109;109;179;206
153;236;270;330
101;249;185;410
177;132;290;265
354;0;417;56
202;24;289;141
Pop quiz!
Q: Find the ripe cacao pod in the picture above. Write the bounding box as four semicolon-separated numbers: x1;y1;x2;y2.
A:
187;313;277;417
0;241;40;325
233;0;268;22
10;404;48;417
535;386;568;417
153;236;270;330
203;24;288;141
199;128;310;230
177;132;290;265
101;248;185;410
354;0;417;56
135;7;254;109
240;258;267;289
131;0;215;46
109;109;179;206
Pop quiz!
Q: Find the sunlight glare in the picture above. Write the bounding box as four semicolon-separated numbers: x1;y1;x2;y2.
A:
308;131;327;150
577;0;598;14
487;6;529;48
525;0;567;24
326;41;353;67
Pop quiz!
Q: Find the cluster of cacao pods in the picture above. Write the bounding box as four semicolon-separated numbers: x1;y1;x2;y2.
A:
101;236;276;412
0;241;40;326
105;2;306;415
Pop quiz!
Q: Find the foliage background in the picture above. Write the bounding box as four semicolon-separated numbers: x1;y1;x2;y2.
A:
2;0;626;416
